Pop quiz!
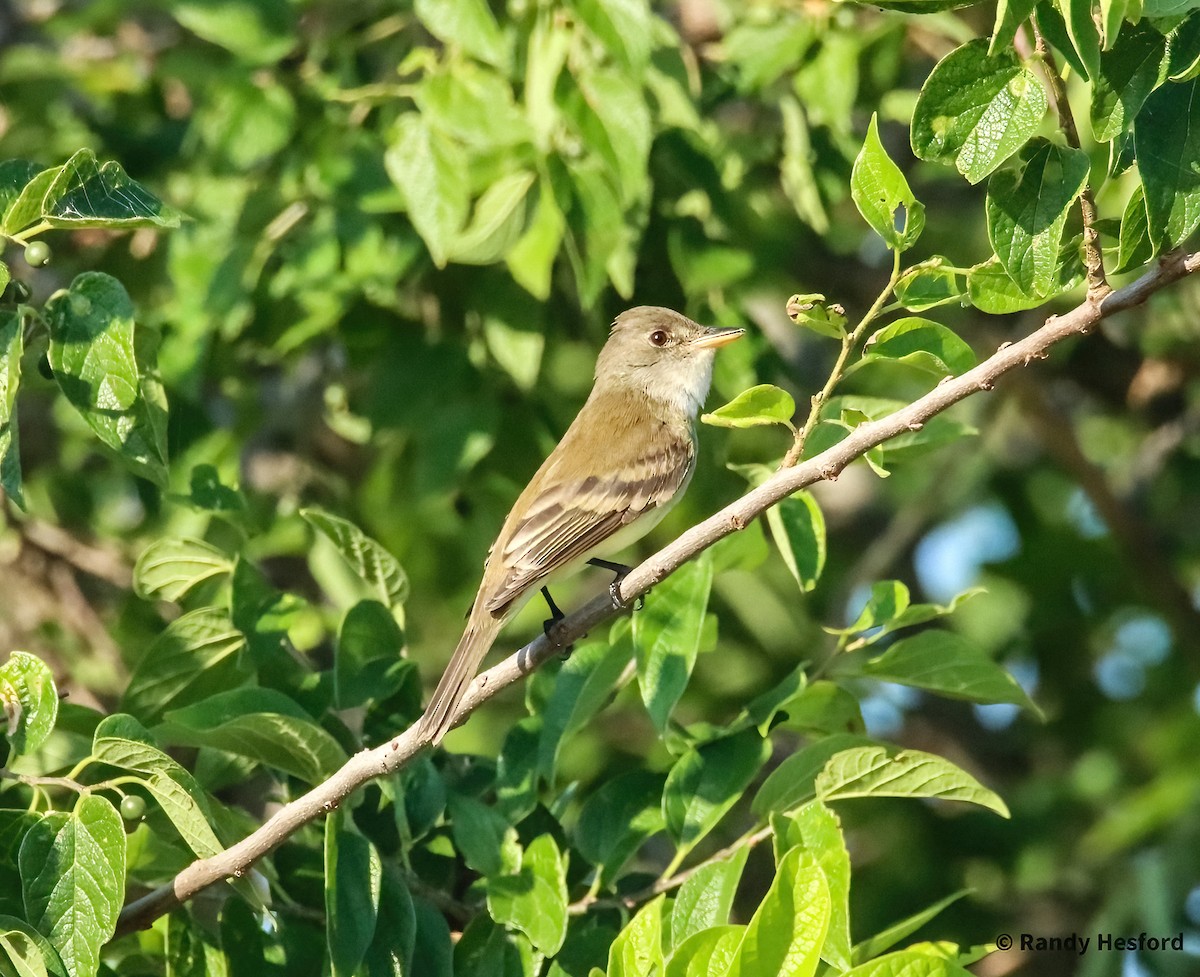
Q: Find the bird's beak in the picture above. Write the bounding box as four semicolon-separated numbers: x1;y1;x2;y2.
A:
690;326;745;349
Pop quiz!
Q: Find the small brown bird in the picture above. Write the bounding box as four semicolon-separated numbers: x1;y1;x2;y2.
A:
416;307;744;742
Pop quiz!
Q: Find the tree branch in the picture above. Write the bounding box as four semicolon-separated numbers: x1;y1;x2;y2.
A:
114;249;1200;937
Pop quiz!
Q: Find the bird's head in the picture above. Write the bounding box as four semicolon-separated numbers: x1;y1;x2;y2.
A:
594;306;744;416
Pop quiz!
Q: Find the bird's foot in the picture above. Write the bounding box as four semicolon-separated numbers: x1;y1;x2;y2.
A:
589;558;646;610
541;586;575;658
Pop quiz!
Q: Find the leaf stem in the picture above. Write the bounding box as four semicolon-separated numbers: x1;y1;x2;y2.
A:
8;222;52;246
782;248;903;468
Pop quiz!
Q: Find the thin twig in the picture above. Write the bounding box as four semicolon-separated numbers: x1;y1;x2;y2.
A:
114;249;1200;937
568;824;774;916
0;768;89;793
1030;19;1110;298
782;249;904;468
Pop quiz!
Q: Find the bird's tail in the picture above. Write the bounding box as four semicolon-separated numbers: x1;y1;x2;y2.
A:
415;604;504;744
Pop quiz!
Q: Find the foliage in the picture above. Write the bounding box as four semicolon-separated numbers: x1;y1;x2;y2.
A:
1;2;1199;977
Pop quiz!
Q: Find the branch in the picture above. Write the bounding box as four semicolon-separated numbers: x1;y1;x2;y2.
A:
115;249;1200;937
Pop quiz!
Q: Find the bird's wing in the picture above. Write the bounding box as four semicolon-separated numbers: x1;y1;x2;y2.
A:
482;435;694;614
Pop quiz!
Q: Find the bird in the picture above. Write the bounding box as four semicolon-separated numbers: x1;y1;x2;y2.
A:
415;306;744;743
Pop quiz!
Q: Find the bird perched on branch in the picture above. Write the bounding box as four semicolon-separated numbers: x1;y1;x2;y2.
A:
416;306;744;743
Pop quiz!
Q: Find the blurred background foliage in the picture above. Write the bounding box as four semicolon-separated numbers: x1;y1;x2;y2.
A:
0;0;1198;974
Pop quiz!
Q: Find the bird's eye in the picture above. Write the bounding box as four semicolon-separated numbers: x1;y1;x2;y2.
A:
649;330;669;347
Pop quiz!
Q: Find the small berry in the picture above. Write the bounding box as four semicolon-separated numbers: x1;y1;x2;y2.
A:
24;241;51;267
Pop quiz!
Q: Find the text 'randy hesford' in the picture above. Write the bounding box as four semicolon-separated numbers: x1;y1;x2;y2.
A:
993;932;1185;955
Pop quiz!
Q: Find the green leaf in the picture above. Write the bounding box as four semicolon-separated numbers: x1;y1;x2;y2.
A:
702;384;796;430
158;688;349;784
448;793;519;877
523;14;571;151
607;896;664;977
414;0;511;70
766;491;826;592
18;795;125;977
411;897;454;977
166;911;228;977
385;114;469;268
538;634;634;780
495;718;541;824
729;847;829;977
862;317;976;377
841;949;975;977
486;834;569;956
816;746;1010;816
1090;24;1167;142
781;96;830;233
1116;183;1153;272
1166;13;1200;81
45;272;169;487
0;160;43;221
418;62;530;149
1135;77;1200;249
325;815;382;977
894;258;966;312
571;67;652;207
133;537;233;603
775;681;866;737
122;606;249;723
851;114;925;250
986;139;1089;296
573;0;654;70
40;149;182;230
858;629;1041;713
574;770;665;886
171;0;295;64
773;802;851;971
834;580;910;635
752;734;877;816
990;0;1037;54
0;652;58;756
852;890;971;963
454;918;537;977
1056;0;1101;80
966;248;1084;313
665;926;745;977
2;168;60;237
911;39;1047;184
663;728;771;854
448;170;537;265
484;307;546;392
335;600;406;709
634;554;713;732
186;464;246;514
505;177;565;300
300;508;409;608
93;714;224;857
363;866;417;977
0;924;57;977
668;847;750;951
836;587;984;643
786;293;847;339
0;309;24;508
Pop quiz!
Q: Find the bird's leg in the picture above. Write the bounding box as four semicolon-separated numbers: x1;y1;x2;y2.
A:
588;558;646;610
541;586;575;658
